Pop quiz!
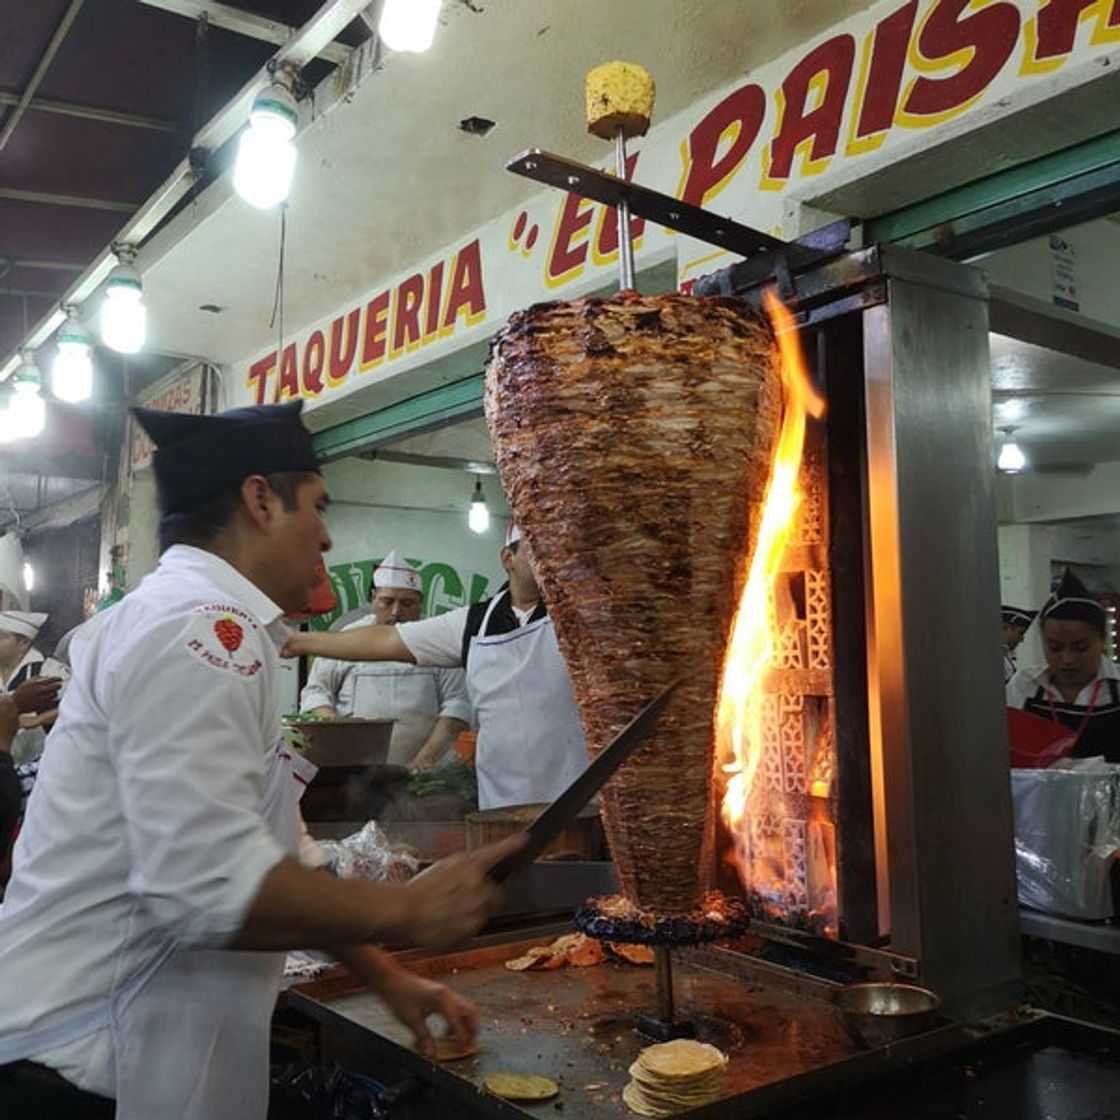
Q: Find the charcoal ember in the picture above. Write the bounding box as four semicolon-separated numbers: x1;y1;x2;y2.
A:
485;291;781;915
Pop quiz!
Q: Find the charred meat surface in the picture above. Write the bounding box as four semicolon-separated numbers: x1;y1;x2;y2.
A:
485;291;782;915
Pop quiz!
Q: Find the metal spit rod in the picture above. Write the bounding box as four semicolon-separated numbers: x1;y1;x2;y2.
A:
654;944;674;1024
614;129;636;290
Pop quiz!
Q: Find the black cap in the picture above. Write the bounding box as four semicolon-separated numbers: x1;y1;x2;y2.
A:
1040;569;1106;633
1001;605;1037;629
132;400;319;516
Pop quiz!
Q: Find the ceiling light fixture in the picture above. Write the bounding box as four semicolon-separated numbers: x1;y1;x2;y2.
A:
8;351;46;439
101;247;146;354
52;310;94;403
233;71;299;210
997;426;1027;474
468;476;490;534
378;0;441;52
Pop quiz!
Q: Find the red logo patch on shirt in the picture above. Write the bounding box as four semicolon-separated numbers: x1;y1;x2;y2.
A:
214;616;244;652
185;604;263;679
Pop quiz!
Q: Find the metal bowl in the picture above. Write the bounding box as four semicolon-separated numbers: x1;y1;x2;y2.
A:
282;717;395;768
832;982;943;1049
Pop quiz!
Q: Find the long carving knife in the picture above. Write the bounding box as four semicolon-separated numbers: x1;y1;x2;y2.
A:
488;678;682;882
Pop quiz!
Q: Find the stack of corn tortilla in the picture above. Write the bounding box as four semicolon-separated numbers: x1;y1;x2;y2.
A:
622;1039;727;1116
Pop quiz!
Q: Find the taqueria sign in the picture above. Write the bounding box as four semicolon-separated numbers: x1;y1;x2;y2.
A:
236;0;1119;410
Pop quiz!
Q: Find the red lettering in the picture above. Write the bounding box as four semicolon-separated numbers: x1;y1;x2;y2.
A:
327;310;359;386
247;352;276;405
392;273;425;354
302;330;325;396
425;260;445;338
679;84;766;206
767;35;855;182
853;1;919;141
546;193;594;283
277;343;299;400
442;240;486;329
1034;0;1120;60
360;291;391;367
902;0;1019;118
594;151;646;258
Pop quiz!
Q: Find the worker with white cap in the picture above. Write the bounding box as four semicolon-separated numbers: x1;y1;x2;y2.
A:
286;522;587;810
0;610;50;693
299;549;471;771
0;611;66;761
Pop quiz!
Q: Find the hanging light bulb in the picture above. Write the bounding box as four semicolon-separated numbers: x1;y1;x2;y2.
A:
8;352;46;439
997;427;1027;473
101;251;146;354
378;0;441;52
233;75;299;209
22;561;34;593
52;312;94;402
468;476;490;534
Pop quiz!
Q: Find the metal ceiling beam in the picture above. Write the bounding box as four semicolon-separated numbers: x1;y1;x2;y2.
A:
0;187;136;213
136;0;353;66
0;90;185;134
0;0;373;382
0;258;84;273
0;0;85;154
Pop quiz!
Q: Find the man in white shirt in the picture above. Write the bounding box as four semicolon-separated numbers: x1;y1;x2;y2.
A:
300;550;470;772
287;524;587;810
0;401;518;1119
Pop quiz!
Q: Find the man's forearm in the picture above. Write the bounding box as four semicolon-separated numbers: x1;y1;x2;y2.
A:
411;717;468;771
294;625;414;663
229;857;411;951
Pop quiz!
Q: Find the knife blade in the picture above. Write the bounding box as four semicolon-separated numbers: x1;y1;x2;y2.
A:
488;678;682;882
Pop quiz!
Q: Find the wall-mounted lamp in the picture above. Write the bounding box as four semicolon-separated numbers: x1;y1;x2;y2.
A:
233;71;299;209
101;247;146;354
997;426;1027;474
468;476;490;534
7;351;46;439
378;0;441;52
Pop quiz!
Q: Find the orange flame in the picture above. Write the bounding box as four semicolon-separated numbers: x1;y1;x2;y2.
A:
717;289;826;893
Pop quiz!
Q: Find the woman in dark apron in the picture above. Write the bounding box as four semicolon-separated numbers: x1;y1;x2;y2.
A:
1016;570;1120;763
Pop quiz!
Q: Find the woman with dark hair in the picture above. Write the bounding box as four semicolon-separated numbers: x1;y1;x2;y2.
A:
1006;570;1120;762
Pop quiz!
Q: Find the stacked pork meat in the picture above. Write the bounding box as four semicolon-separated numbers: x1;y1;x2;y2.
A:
485;291;782;915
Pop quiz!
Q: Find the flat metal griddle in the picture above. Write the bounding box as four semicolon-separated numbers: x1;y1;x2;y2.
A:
284;929;958;1119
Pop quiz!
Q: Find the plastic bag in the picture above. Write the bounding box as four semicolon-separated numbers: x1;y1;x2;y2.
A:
1011;761;1120;920
269;1063;386;1120
317;820;419;882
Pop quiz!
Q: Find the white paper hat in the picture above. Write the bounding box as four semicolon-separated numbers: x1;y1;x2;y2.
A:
0;610;48;640
372;550;422;592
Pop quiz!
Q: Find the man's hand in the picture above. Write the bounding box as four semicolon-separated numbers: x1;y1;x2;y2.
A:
400;834;525;948
12;677;61;715
332;944;480;1059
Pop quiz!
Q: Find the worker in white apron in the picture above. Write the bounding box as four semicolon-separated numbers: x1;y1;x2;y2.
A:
283;523;589;811
467;587;587;808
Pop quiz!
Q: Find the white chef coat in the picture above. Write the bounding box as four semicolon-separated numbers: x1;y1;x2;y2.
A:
0;545;319;1114
299;617;470;766
1006;655;1120;709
